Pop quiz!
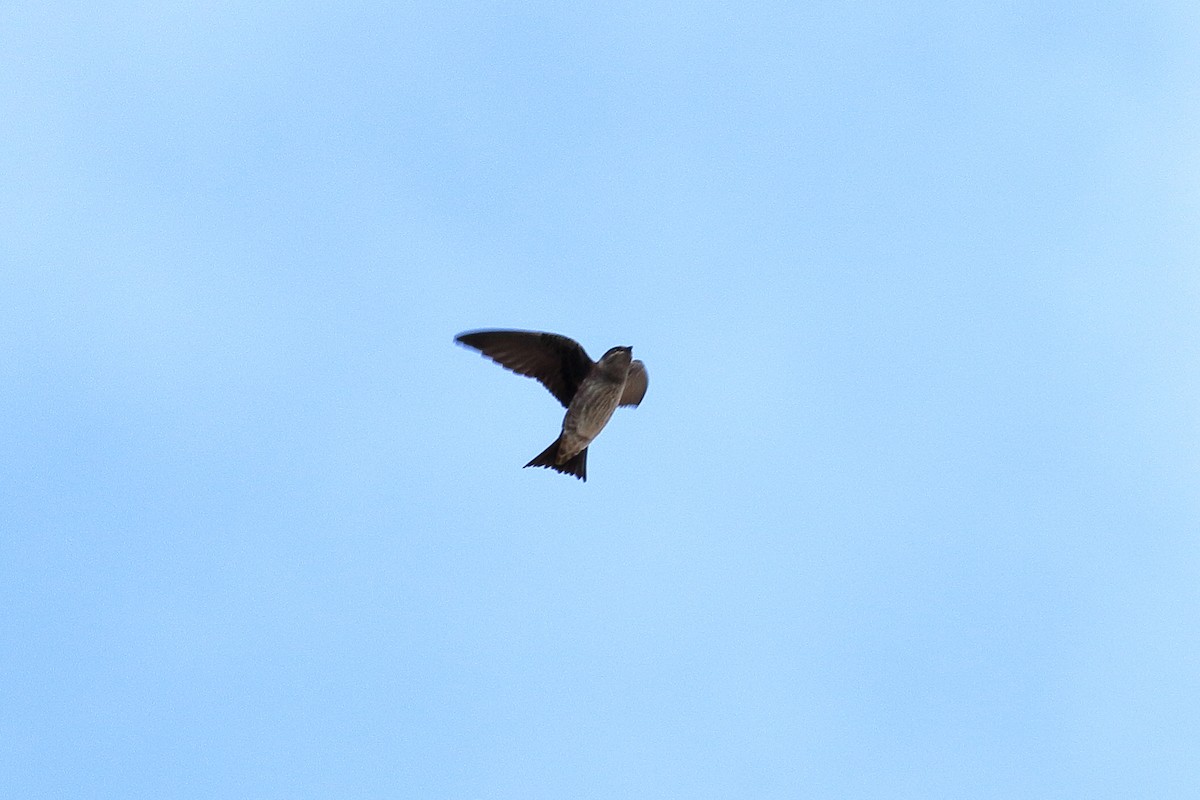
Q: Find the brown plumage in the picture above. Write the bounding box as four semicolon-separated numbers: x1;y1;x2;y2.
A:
455;329;648;481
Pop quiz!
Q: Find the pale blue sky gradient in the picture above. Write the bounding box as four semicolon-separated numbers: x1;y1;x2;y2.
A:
3;2;1199;798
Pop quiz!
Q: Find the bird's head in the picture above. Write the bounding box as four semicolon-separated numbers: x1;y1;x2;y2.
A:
598;346;633;376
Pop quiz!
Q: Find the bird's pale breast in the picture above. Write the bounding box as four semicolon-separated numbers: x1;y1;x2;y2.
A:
557;377;624;460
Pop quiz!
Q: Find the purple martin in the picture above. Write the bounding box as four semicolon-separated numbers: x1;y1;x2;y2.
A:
454;329;648;481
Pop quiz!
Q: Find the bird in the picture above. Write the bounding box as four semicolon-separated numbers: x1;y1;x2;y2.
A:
454;329;648;481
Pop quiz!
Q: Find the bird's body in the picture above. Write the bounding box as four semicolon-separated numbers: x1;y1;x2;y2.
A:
455;329;648;481
560;368;625;459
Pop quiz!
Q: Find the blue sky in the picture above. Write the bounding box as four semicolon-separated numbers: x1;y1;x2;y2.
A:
3;2;1198;797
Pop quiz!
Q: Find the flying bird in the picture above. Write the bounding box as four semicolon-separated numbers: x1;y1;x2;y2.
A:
454;329;648;481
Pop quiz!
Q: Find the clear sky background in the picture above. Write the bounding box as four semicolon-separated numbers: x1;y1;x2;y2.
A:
3;2;1198;798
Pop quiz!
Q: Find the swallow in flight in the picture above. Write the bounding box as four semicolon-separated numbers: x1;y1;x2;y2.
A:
455;329;648;481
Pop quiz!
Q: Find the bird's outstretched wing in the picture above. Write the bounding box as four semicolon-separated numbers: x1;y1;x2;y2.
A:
455;329;593;407
620;360;648;407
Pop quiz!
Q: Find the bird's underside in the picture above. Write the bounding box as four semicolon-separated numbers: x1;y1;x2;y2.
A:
455;329;647;481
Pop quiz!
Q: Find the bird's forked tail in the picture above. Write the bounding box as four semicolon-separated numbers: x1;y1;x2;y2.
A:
524;436;587;481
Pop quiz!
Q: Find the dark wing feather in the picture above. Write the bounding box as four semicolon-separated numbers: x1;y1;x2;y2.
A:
455;329;593;407
619;359;648;407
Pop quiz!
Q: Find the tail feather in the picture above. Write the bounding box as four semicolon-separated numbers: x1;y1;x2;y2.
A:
524;436;587;481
